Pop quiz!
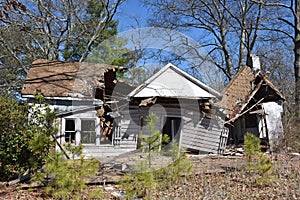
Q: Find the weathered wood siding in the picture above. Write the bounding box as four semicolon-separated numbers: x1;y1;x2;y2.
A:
120;106;182;136
116;106;140;140
181;109;228;154
118;106;228;154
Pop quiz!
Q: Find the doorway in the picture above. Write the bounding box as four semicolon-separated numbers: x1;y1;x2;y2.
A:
162;116;181;142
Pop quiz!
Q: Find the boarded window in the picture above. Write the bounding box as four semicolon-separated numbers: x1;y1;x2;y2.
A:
81;119;96;144
65;119;75;143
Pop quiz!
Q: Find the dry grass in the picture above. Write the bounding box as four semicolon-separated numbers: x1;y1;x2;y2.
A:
152;154;300;199
1;154;300;199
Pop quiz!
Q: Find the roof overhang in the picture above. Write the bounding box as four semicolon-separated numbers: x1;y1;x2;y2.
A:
128;63;221;99
21;94;100;102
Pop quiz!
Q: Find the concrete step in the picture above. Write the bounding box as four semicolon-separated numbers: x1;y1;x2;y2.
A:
82;144;137;159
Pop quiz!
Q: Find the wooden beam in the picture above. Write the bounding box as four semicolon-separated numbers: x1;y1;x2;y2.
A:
226;98;264;124
249;109;265;115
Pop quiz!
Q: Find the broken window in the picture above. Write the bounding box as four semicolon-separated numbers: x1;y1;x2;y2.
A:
65;119;76;143
100;117;113;145
81;119;96;144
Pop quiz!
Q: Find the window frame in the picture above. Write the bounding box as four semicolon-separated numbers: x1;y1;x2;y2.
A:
80;118;96;144
65;119;76;144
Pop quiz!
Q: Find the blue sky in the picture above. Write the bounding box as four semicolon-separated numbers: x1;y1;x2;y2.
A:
115;0;148;31
113;1;223;88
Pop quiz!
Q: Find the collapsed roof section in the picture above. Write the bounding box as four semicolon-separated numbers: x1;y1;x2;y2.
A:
22;59;121;100
217;65;285;120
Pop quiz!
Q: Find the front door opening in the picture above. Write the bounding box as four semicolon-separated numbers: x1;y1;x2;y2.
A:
162;117;181;142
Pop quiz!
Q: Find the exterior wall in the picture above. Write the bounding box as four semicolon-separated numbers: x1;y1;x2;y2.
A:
118;104;228;154
262;101;284;150
33;99;228;157
53;103;137;158
228;101;283;148
181;109;228;154
118;105;182;139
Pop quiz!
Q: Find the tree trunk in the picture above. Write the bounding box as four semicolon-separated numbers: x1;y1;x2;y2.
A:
294;0;300;117
239;28;247;68
294;42;300;116
239;2;248;69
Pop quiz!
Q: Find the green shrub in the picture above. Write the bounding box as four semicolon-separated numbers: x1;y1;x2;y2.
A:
0;96;30;180
0;95;56;181
121;143;193;199
122;160;156;199
44;144;100;199
244;133;273;175
27;94;57;170
162;142;194;185
244;132;261;161
142;113;169;167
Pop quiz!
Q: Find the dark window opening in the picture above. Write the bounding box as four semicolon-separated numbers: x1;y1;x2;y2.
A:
245;114;259;137
65;119;75;143
245;114;258;128
95;88;103;99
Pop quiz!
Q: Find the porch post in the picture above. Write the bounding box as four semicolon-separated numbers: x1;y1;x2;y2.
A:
75;118;81;145
96;118;101;145
137;116;143;149
75;130;81;146
61;118;66;144
55;117;63;151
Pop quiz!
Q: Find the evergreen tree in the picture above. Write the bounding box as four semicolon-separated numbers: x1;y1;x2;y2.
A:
63;0;119;61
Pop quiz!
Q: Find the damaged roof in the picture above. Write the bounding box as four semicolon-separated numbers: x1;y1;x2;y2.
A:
128;63;221;99
217;65;285;118
22;59;119;99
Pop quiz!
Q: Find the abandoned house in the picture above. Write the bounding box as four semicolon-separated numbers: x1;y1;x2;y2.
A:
21;59;135;158
22;60;229;157
217;56;285;150
119;63;229;154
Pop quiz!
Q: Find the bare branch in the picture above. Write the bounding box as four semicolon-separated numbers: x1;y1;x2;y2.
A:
79;0;125;62
278;17;295;29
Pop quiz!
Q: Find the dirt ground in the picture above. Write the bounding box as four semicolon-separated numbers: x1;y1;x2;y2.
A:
1;152;300;199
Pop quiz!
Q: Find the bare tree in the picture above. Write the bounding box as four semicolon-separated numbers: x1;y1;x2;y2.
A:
1;0;124;61
0;1;26;18
251;0;300;116
257;42;294;113
0;0;125;94
143;0;267;80
295;0;300;115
